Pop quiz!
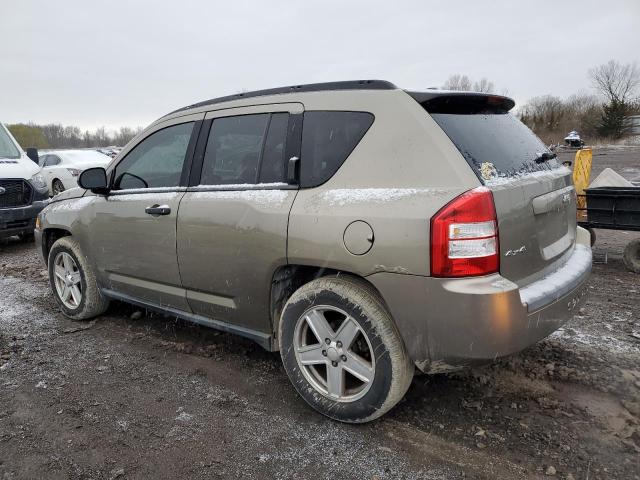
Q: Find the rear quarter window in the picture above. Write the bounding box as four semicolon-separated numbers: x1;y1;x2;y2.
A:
300;111;374;188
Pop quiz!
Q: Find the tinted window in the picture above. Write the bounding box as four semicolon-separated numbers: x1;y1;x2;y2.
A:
300;111;373;187
114;122;193;190
430;112;559;179
201;114;269;185
259;113;288;184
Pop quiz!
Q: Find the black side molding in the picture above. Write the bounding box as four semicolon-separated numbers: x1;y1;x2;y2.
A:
101;288;275;351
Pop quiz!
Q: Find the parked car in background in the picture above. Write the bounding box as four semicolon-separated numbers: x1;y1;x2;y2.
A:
96;146;122;158
36;80;592;423
0;122;49;240
40;150;112;196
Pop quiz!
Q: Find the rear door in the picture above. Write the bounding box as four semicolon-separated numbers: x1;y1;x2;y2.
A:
427;98;576;286
176;103;302;333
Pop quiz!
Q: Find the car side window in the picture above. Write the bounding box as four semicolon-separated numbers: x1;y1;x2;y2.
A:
113;122;194;190
200;113;290;186
200;114;268;186
300;111;374;188
44;155;61;167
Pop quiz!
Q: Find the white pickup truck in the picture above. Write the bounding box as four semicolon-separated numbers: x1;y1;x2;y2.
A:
0;122;49;240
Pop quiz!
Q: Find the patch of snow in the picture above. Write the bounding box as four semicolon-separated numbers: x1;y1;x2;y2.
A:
46;196;94;213
519;244;591;311
484;166;571;187
189;189;291;206
175;411;193;422
109;192;182;202
551;328;639;355
116;419;129;431
190;182;289;190
319;188;442;206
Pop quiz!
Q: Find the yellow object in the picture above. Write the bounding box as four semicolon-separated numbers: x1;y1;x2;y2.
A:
572;148;592;220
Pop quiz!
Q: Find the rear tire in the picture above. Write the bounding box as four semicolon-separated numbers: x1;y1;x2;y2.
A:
48;236;109;320
278;275;413;423
52;179;65;196
623;239;640;273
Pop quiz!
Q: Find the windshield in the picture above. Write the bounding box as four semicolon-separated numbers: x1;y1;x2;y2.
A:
0;125;21;159
430;112;560;180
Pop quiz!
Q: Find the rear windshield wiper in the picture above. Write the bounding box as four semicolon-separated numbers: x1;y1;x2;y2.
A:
534;152;557;163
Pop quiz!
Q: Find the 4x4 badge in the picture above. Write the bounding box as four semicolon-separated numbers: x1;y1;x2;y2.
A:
505;246;526;256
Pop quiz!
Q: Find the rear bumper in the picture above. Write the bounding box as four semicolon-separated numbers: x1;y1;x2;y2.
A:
368;228;592;373
0;200;48;238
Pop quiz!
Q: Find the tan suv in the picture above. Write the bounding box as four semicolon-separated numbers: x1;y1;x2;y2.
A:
35;80;592;422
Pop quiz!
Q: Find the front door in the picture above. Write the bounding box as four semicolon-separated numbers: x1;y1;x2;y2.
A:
177;103;302;333
89;113;203;309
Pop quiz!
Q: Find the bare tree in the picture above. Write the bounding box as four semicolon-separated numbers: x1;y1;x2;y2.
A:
519;95;567;134
443;74;497;93
589;60;640;104
589;60;640;138
473;78;495;93
442;74;473;91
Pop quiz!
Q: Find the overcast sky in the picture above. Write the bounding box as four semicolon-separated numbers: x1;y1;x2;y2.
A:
2;0;638;131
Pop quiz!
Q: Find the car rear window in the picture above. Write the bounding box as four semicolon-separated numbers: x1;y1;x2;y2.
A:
412;93;560;180
300;111;374;188
431;113;559;179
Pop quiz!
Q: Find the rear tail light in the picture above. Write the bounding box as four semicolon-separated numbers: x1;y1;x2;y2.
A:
431;187;499;277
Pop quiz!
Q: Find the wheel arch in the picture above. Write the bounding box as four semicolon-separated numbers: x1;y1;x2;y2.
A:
42;228;72;266
51;177;64;192
269;264;387;351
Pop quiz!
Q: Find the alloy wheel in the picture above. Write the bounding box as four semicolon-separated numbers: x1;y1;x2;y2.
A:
293;305;375;402
53;252;82;309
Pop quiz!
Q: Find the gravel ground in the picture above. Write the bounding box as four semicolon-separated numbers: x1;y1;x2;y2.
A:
0;147;639;480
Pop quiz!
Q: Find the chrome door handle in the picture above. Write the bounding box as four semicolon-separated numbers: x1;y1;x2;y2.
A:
145;204;171;216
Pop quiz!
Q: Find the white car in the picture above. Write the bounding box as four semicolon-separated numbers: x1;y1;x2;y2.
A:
40;150;112;196
0;122;49;240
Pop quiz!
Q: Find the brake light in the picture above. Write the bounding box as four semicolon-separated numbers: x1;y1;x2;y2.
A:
430;187;499;277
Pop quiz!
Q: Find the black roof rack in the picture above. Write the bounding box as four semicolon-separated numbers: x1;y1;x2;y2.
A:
169;80;397;115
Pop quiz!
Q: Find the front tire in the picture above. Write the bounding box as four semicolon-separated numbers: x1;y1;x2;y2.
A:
48;236;109;320
279;276;413;423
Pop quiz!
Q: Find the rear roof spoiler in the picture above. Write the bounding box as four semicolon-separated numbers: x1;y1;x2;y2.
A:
407;90;515;113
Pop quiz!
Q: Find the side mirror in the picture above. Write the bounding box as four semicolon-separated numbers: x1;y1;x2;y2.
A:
78;167;110;195
26;147;39;164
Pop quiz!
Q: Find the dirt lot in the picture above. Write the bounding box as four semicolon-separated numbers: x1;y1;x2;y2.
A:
1;147;639;480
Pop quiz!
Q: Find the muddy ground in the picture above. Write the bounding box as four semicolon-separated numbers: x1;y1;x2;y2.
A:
1;147;639;479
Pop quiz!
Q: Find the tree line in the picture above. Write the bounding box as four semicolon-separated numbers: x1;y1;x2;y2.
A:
443;60;639;144
7;123;143;150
